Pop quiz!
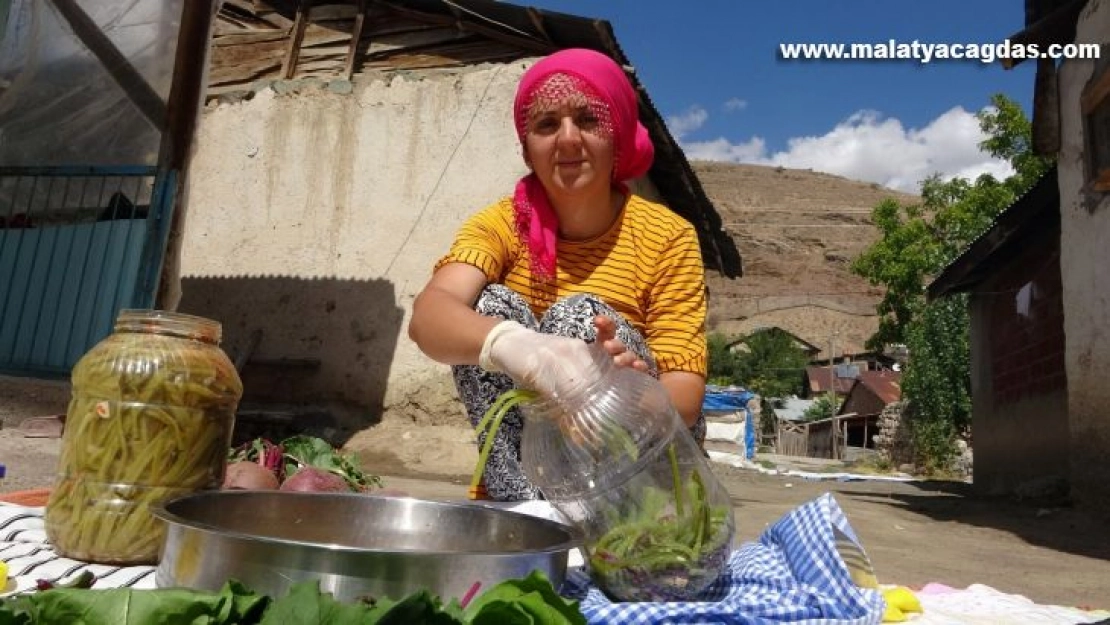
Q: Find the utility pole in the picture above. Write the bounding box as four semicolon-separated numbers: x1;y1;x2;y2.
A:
827;330;838;419
828;329;839;457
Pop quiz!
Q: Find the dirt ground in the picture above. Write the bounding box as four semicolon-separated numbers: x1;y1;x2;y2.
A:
3;398;1107;610
343;427;1110;609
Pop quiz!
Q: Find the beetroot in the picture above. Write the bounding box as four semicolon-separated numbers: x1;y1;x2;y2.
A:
222;460;280;490
280;466;351;492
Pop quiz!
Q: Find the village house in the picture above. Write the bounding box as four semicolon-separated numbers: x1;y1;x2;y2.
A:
802;363;860;403
928;168;1065;498
835;369;901;450
928;0;1110;511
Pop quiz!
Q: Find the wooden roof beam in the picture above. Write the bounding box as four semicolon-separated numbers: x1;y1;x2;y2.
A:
344;0;369;79
378;1;553;54
1001;0;1087;69
46;0;167;130
281;0;312;79
525;7;553;44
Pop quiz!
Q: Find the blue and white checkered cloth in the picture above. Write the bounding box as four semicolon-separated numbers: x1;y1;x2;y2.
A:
561;493;884;625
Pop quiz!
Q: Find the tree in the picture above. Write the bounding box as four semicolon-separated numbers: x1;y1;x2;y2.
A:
736;330;808;400
705;330;807;399
707;332;739;386
851;94;1053;469
803;395;837;422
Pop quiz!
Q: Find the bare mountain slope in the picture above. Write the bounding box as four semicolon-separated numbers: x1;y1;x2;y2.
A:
693;162;919;357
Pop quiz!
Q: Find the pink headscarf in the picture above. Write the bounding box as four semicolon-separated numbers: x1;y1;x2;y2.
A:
512;48;655;280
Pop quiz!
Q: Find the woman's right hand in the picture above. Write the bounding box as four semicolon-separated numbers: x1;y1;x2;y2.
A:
593;315;650;373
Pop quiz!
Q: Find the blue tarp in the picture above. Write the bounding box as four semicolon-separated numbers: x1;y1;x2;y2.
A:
702;387;757;459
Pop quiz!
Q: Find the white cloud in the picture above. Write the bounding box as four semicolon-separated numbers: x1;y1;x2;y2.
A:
723;98;748;112
666;105;708;140
679;106;1013;193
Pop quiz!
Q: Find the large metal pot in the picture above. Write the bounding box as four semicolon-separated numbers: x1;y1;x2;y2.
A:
152;491;581;603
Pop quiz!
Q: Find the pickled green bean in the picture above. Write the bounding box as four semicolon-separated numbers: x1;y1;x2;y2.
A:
45;329;241;564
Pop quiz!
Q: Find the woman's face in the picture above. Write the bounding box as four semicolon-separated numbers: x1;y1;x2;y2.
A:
523;86;615;200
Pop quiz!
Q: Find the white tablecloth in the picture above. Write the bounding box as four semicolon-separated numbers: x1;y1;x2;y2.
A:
0;503;156;596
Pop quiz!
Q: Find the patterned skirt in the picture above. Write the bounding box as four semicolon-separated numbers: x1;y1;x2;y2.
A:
452;284;706;501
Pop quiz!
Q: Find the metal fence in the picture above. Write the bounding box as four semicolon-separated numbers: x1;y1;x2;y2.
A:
0;166;175;377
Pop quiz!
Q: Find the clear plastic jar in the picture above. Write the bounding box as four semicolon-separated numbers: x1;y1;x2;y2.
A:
45;310;242;564
520;347;735;602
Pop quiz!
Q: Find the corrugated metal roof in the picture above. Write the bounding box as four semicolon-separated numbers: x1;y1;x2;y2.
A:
772;397;815;422
805;365;857;395
856;370;902;405
927;167;1058;299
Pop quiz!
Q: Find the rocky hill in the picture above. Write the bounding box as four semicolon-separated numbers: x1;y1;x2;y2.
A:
693;162;919;358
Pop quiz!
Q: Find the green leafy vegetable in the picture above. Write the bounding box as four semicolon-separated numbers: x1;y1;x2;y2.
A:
587;443;732;602
464;571;586;625
229;435;382;492
280;435;383;492
0;574;581;625
471;390;538;493
0;580;267;625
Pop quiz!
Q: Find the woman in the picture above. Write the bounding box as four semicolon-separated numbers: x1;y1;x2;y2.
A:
408;48;707;501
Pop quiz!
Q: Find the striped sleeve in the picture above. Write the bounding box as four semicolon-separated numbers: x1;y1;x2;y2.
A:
645;221;708;375
434;200;516;282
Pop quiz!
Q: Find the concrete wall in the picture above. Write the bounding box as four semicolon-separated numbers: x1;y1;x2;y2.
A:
1057;0;1110;512
171;61;661;437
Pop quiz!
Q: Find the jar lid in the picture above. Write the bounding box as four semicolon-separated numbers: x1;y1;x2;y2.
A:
114;309;223;343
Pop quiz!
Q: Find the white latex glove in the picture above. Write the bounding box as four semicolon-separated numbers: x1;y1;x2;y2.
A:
479;320;604;398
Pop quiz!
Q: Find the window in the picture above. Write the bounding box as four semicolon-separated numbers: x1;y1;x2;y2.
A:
1081;49;1110;193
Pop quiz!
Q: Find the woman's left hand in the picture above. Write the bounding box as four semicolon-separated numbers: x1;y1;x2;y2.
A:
593;316;650;372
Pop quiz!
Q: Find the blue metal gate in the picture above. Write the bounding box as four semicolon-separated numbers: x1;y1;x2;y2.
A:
0;165;177;377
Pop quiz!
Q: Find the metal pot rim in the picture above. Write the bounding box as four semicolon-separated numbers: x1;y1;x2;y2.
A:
151;490;584;556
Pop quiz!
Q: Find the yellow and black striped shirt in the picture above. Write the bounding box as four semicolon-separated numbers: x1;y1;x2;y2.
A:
436;194;707;375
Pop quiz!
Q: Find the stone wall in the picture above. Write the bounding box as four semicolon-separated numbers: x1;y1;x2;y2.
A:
874;400;914;468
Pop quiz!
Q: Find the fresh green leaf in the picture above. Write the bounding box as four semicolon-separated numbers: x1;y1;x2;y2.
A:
464;571;585;625
260;582;378;625
0;574;583;625
280;435;382;492
0;598;32;625
9;581;268;625
361;590;464;625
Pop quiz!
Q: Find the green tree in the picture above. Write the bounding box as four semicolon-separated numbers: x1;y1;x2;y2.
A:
707;332;739;386
733;330;807;399
802;394;837;422
851;94;1053;470
706;329;807;399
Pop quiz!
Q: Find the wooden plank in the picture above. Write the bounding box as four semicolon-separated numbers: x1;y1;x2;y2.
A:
208;62;283;88
299;45;353;58
344;0;368;79
1001;0;1087;70
213;31;287;47
164;0;220;165
281;0;312;79
1082;65;1110;115
367;26;469;51
45;0;167;130
1091;168;1110;192
379;3;552;54
309;4;358;21
525;7;553;44
210;39;288;70
299;23;351;46
294;60;347;74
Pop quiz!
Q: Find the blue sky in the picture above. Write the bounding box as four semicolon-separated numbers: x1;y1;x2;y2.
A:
523;0;1038;192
